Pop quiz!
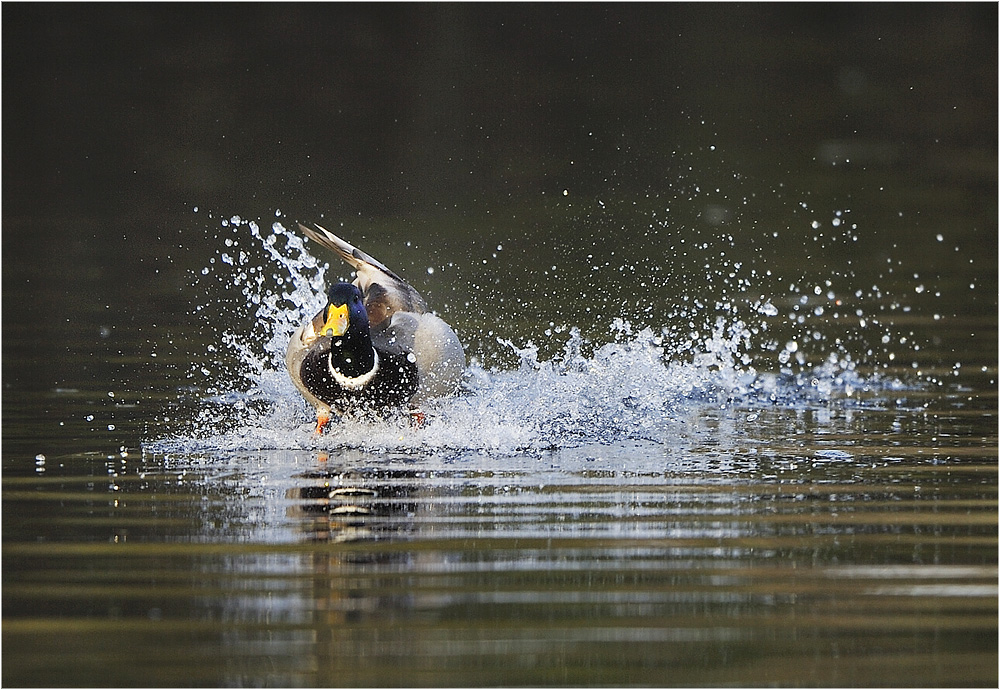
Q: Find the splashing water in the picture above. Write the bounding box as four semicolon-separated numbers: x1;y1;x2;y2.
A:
147;214;915;457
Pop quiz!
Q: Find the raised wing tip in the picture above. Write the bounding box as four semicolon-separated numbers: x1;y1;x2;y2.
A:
295;221;403;282
296;221;322;236
297;221;337;243
297;222;356;257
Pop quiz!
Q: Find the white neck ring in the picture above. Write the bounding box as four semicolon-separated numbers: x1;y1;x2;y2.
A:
327;349;380;390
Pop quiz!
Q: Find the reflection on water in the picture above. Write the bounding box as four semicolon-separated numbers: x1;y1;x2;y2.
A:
5;397;996;687
288;460;424;544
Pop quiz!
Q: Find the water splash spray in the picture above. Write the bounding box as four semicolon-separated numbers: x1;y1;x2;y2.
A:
148;204;917;457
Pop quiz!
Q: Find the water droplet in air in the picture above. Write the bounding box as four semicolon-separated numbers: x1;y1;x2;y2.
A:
757;302;778;317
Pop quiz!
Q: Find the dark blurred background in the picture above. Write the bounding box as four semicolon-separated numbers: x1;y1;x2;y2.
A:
4;3;995;223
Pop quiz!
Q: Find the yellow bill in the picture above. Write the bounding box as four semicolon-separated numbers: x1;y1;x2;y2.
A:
321;303;349;337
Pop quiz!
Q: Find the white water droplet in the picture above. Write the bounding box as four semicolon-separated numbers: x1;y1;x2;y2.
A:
757;302;779;317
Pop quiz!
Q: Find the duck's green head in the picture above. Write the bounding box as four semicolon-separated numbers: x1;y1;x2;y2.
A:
320;283;369;339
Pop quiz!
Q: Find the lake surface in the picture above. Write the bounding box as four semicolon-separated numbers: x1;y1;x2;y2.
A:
3;5;997;687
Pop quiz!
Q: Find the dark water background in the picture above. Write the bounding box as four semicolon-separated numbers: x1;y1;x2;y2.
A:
3;4;997;687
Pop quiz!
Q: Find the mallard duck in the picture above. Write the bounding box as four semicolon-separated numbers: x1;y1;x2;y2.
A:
286;223;465;433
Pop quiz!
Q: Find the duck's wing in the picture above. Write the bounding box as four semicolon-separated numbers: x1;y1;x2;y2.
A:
298;222;427;327
375;311;466;404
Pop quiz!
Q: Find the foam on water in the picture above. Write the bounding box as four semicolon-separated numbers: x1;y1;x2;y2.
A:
145;215;913;457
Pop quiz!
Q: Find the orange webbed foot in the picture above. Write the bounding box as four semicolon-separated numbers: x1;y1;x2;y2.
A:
313;410;332;435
